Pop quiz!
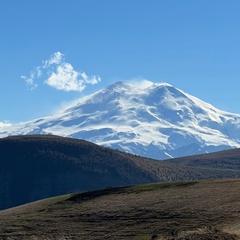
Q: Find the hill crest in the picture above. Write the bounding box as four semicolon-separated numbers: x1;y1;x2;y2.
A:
1;134;240;210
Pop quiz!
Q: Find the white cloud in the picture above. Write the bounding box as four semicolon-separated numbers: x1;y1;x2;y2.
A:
21;73;38;90
44;51;64;67
45;63;100;92
21;51;101;92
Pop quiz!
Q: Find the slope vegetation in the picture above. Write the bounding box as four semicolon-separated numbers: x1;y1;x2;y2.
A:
169;148;240;171
1;134;240;210
0;179;240;239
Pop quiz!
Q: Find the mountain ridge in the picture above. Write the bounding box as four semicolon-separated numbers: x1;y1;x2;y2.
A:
1;81;240;159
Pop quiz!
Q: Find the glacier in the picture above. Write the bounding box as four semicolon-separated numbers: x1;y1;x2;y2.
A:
1;81;240;159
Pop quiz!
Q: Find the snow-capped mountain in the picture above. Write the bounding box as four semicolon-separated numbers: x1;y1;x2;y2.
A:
1;81;240;159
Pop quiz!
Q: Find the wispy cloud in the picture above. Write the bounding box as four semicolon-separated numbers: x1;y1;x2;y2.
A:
21;52;101;92
44;51;64;67
21;71;39;90
128;79;154;89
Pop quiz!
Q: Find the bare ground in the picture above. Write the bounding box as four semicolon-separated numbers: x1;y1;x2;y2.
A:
0;179;240;239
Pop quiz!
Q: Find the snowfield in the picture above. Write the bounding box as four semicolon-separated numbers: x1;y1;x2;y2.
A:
1;81;240;159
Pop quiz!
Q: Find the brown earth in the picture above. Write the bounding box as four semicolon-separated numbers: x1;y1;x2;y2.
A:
0;178;240;239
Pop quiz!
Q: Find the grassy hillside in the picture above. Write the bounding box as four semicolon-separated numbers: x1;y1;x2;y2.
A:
168;148;240;170
1;134;240;210
0;178;240;239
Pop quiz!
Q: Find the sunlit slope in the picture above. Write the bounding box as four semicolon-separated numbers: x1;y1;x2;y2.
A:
0;179;240;239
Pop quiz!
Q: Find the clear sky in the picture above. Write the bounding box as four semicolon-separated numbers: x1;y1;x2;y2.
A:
1;0;240;123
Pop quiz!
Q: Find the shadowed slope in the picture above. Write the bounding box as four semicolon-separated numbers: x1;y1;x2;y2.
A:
1;134;240;210
0;134;156;210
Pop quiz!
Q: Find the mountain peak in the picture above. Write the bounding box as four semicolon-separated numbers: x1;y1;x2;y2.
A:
107;80;125;87
1;81;240;159
106;80;173;91
151;82;172;88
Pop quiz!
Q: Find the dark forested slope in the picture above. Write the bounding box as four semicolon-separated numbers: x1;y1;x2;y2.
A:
1;134;240;210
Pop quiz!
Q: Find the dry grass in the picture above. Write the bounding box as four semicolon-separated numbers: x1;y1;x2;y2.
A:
1;179;240;239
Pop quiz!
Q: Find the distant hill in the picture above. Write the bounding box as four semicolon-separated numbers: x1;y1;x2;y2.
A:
1;81;240;159
1;134;240;210
168;147;240;170
0;178;240;239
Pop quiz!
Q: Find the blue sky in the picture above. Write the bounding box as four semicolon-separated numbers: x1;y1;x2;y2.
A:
1;0;240;123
